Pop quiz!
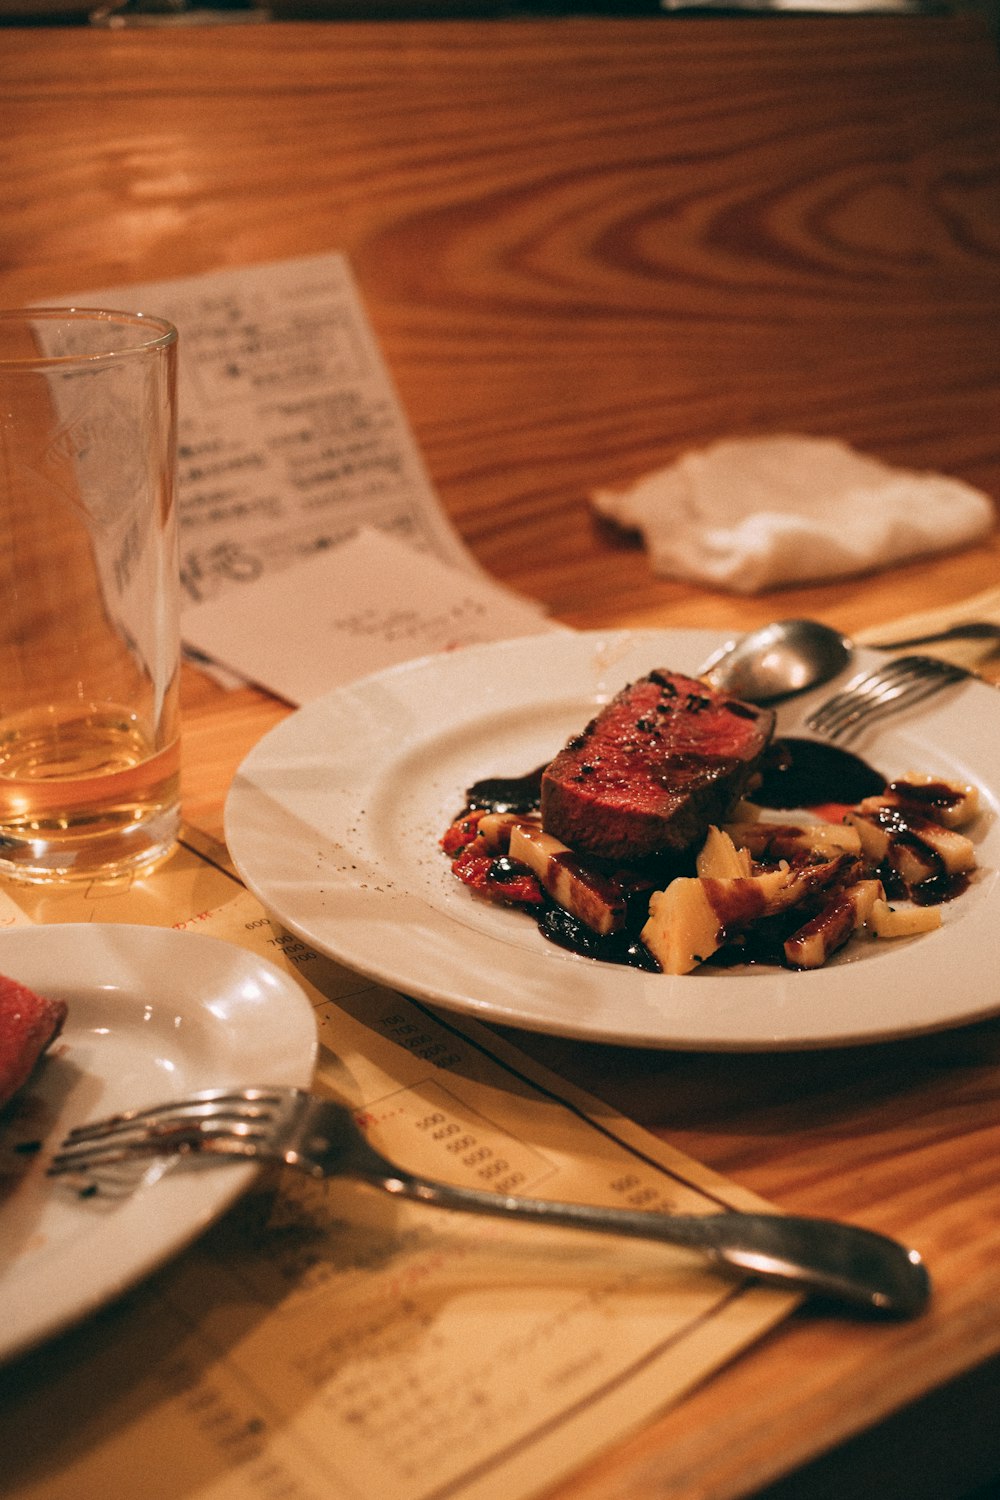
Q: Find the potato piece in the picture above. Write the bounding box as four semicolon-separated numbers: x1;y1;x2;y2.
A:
477;811;539;851
794;824;862;856
783;879;883;969
509;822;626;935
849;878;884;926
847;806;976;879
843;811;892;865
642;867;819;975
642;878;723;975
784;894;856;970
869;899;942;939
882;774;979;829
903;821;976;877
696;826;752;879
893;842;940;888
726;821;862;860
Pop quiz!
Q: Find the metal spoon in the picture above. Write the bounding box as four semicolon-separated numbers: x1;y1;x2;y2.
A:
699;619;853;705
700;616;1000;705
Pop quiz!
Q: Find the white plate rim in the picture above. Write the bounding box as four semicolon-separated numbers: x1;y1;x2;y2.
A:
223;628;1000;1052
0;923;318;1364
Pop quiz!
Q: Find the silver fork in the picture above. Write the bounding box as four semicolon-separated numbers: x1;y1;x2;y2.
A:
805;654;968;742
49;1085;930;1317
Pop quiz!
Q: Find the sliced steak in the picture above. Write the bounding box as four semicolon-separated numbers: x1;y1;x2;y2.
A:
541;670;775;861
0;974;67;1110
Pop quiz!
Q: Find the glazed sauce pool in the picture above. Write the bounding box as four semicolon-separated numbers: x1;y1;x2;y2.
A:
463;740;888;818
465;767;543;814
752;738;885;810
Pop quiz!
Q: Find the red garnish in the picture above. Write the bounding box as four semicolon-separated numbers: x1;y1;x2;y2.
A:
809;802;856;824
450;839;543;906
440;810;488;856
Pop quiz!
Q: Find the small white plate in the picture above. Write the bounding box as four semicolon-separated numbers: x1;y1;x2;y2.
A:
0;923;317;1364
224;629;999;1052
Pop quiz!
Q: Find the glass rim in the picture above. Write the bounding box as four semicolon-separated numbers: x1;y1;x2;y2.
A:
0;307;178;367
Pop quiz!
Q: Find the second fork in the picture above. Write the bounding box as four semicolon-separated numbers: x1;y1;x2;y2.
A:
805;655;969;742
48;1085;932;1318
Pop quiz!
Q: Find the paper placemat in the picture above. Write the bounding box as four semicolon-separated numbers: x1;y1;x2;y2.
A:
857;584;1000;682
0;836;797;1500
10;571;993;1497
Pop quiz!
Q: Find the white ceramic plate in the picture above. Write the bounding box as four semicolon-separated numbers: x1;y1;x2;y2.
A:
224;628;999;1052
0;924;317;1364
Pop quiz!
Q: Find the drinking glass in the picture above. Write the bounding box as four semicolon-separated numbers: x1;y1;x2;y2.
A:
0;308;181;883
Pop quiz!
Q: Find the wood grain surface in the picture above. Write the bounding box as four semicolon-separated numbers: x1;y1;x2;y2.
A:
3;16;1000;1499
4;14;1000;643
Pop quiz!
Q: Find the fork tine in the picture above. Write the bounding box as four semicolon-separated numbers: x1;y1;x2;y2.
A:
49;1118;265;1171
836;669;963;732
808;656;967;742
809;654;965;741
60;1086;287;1144
49;1138;192;1173
47;1086;296;1176
813;670;918;737
806;657;917;734
825;681;962;743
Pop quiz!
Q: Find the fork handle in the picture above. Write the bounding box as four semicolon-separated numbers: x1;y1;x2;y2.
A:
354;1162;929;1316
870;622;1000;649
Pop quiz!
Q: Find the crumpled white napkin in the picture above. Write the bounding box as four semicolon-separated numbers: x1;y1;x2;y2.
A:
591;435;995;595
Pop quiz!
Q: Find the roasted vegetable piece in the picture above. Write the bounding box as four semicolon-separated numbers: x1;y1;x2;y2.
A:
783;879;883;969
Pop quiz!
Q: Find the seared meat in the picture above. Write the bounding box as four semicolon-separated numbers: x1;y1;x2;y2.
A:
541;670;775;861
0;974;67;1110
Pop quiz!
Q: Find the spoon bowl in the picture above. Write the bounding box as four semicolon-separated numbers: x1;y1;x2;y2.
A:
700;619;853;704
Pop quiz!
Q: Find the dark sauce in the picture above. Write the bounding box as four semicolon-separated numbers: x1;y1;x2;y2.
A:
878;864;908;902
538;906;660;970
548;850;630;927
887;778;965;817
486;855;530;887
911;871;970;906
464;767;544;814
707;909;815;969
753;738;885;810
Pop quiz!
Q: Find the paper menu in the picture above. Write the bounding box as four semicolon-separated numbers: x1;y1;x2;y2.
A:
60;253;480;607
61;253;557;699
181;527;561;704
0;873;798;1500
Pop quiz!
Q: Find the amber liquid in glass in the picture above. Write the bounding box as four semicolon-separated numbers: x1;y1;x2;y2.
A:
0;704;180;881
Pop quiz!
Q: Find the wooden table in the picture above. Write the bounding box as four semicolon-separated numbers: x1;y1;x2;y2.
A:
3;13;1000;1498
